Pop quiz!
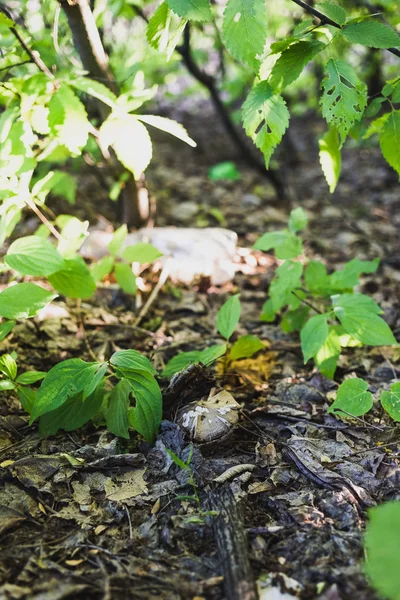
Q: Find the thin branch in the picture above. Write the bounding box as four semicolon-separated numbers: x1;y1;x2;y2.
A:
0;59;31;73
290;0;400;59
292;290;323;314
25;197;62;241
9;25;55;78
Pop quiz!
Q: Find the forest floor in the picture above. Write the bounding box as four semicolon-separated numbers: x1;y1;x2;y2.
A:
0;103;399;600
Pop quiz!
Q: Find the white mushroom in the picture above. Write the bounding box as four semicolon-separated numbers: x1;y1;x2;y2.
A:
177;389;240;443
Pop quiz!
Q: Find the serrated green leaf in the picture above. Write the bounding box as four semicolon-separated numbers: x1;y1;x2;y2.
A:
288;207;308;233
48;84;90;155
253;230;302;259
321;59;367;145
0;353;17;380
380;382;400;422
162;351;201;377
0;283;57;319
16;371;46;385
217;294;241;340
314;327;341;378
329;378;373;417
270;40;326;92
106;378;131;439
48;256;96;299
111;349;156;375
121;243;163;264
100;114;152;178
147;2;187;59
365;501;400;600
365;97;385;118
166;0;211;21
242;81;290;167
31;359;102;422
91;255;114;282
364;112;390;139
319;127;341;193
0;320;15;342
229;335;264;361
137;115;196;147
125;370;162;442
330;258;379;290
222;0;267;70
108;224;128;257
380;110;400;178
343;21;400;49
199;344;227;365
301;314;329;363
305;260;331;295
6;235;65;276
69;77;118;108
114;262;137;295
39;384;104;437
269;260;303;312
315;2;346;26
332;293;396;346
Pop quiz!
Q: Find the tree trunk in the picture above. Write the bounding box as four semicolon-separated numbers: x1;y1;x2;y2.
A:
59;0;149;227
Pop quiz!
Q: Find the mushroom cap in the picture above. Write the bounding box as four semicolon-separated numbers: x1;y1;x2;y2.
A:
177;390;240;443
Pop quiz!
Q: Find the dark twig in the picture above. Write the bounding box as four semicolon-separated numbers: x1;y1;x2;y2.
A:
0;59;31;73
7;24;55;78
290;0;400;59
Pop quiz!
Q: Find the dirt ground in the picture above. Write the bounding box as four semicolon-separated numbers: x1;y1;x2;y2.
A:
0;102;399;600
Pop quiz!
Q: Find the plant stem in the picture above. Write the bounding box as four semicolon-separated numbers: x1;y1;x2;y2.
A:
25;197;62;241
292;290;323;314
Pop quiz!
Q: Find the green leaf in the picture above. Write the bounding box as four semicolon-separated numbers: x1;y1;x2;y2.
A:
6;235;65;276
330;258;379;290
229;335;264;361
31;359;102;422
321;59;367;145
222;0;267;70
208;161;240;181
365;97;385;118
121;243;163;264
0;353;17;380
281;305;310;333
242;81;290;167
269;40;326;92
260;298;276;322
305;260;331;295
365;501;400;600
91;255;114;282
125;370;162;442
108;224;128;257
315;2;346;26
69;77;118;108
269;260;303;312
110;349;156;375
380;382;400;422
0;320;15;341
136;115;196;148
114;262;137;295
199;343;227;365
288;207;308;233
380;111;400;178
39;384;104;437
332;293;396;346
48;84;90;155
83;362;108;400
343;21;400;49
166;0;211;21
319;127;341;193
328;378;373;417
147;2;187;60
217;294;241;340
253;230;302;259
16;371;46;385
162;351;201;377
48;256;96;299
314;327;341;379
0;283;57;319
106;379;131;439
0;380;15;391
56;216;89;257
364;113;390;140
300;314;329;363
18;386;36;414
100;114;152;178
0;12;14;27
32;170;73;203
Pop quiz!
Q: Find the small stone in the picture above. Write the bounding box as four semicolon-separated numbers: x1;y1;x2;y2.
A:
170;201;199;223
242;193;261;207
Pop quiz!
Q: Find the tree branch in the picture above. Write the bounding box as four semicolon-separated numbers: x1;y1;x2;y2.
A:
290;0;400;59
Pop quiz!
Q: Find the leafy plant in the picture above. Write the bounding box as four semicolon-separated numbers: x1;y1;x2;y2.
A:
254;208;397;378
329;377;400;422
